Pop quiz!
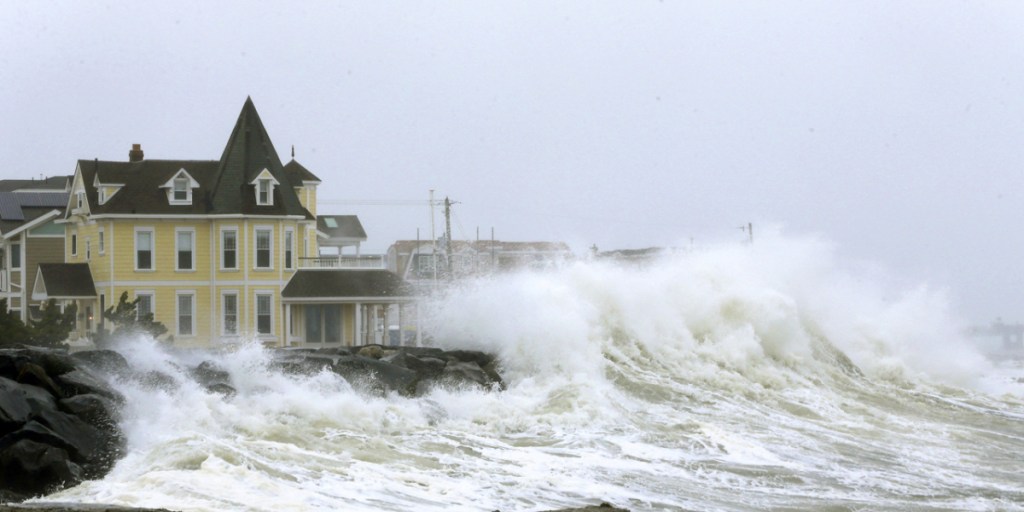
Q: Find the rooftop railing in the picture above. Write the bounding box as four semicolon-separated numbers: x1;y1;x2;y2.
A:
299;255;386;269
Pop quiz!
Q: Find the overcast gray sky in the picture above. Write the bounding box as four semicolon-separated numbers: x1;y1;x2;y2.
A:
2;1;1024;323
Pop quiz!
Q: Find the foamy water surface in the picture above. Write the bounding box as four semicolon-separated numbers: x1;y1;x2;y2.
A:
41;235;1024;511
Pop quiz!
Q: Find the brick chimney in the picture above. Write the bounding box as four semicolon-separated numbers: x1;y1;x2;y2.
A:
129;143;144;162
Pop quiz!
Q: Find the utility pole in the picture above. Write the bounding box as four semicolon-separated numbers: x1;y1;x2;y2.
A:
429;190;437;285
444;196;453;280
738;222;753;244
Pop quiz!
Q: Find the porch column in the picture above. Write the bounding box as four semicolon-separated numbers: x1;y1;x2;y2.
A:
354;302;362;346
284;303;292;346
415;302;422;347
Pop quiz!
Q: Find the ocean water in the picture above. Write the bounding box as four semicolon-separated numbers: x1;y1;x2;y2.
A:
41;235;1024;511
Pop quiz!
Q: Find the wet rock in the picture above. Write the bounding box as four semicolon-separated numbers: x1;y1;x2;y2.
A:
332;355;419;395
0;347;125;500
70;350;130;378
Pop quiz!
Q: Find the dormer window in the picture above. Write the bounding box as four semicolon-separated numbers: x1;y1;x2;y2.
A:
173;178;189;201
258;179;271;205
161;169;199;205
76;191;84;210
250;169;279;207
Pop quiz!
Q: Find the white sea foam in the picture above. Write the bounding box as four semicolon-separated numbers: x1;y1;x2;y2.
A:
40;234;1024;511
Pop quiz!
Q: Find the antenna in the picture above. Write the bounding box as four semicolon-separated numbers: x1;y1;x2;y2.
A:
737;222;753;244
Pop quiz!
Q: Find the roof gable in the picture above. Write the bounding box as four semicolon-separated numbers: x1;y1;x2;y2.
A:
209;97;308;217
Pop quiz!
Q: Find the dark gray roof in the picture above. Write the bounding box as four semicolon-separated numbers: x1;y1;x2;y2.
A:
0;192;68;221
284;159;320;183
209;97;309;217
317;215;367;241
69;98;313;219
0;176;71;192
77;159;219;216
282;270;410;300
0;192;68;234
37;263;97;298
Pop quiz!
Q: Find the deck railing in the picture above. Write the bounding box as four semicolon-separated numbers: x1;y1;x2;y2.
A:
299;255;386;269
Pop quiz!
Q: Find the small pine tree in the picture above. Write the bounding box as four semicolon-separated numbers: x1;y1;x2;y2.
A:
29;300;77;348
93;292;168;346
0;299;77;348
0;299;31;347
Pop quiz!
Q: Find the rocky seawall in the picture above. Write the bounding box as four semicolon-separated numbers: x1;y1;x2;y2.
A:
1;344;505;503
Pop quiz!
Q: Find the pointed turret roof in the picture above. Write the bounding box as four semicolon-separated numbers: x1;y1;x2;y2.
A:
209;97;309;217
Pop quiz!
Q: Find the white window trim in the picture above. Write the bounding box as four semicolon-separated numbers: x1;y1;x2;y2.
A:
284;227;294;270
85;238;91;261
98;228;105;255
175;227;196;272
220;226;239;271
253;225;274;270
161;168;200;206
175;290;196;337
255;292;274;336
134;227;155;271
221;291;239;337
70;230;78;257
250;169;280;207
135;291;155;320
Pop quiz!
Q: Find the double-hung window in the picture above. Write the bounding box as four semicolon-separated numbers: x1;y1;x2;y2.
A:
284;229;294;270
256;294;272;335
136;293;153;320
257;179;271;205
71;231;78;257
255;227;272;269
98;229;105;254
221;229;238;270
136;229;154;270
176;229;194;271
222;292;238;336
177;292;194;337
173;178;189;202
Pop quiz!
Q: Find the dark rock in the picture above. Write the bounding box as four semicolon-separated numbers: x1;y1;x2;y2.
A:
71;351;130;377
444;349;495;368
190;361;232;393
14;364;63;399
1;347;126;499
54;371;123;403
438;361;496;390
356;345;385;359
270;353;335;375
0;438;81;497
205;383;236;397
332;355;419;395
57;394;118;428
383;351;446;378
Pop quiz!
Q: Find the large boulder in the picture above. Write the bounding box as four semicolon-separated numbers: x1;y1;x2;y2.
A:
0;347;125;501
272;345;504;397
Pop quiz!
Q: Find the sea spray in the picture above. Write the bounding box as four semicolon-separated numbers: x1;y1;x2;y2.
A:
39;234;1024;511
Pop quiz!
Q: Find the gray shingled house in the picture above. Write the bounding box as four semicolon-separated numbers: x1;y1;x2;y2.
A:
0;176;72;322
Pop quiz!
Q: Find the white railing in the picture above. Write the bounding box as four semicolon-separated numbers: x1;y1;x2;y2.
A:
299;255;386;269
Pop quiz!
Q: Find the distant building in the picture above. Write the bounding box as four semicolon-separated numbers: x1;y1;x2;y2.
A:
387;239;572;293
0;176;71;321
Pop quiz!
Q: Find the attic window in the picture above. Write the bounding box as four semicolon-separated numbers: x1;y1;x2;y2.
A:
257;179;272;205
162;169;198;205
173;178;189;201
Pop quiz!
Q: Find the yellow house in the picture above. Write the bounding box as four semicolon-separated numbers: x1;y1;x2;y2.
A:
36;98;325;347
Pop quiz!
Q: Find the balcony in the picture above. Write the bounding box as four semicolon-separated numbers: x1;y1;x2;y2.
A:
299;255;386;269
